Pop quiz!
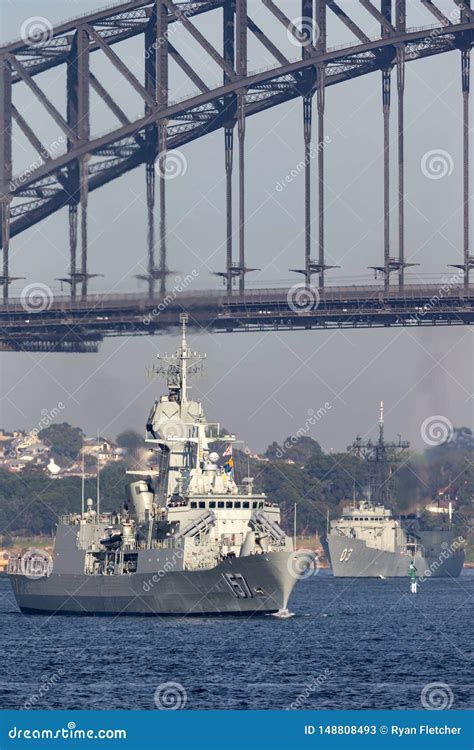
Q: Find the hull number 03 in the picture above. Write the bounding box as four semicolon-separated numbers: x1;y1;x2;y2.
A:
339;548;353;562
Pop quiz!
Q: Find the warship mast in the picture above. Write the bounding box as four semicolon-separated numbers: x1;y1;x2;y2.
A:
349;401;409;505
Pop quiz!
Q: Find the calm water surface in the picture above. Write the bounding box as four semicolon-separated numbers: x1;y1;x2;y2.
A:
1;571;472;710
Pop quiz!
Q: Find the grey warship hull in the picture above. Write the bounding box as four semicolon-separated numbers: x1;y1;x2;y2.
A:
8;550;308;616
324;535;464;578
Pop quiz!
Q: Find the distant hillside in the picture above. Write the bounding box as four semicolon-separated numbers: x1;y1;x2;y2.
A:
0;426;472;546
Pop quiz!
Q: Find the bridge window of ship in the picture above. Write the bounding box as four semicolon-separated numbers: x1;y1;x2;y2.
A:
226;501;233;508
243;502;250;509
218;501;224;508
191;502;197;508
209;501;216;508
199;501;205;509
234;502;241;508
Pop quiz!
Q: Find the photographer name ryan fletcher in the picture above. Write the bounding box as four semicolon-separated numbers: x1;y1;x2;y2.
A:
391;725;462;736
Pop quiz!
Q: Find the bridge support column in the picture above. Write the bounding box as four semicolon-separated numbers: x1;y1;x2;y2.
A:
146;163;156;299
236;0;247;294
157;1;169;297
0;56;12;303
317;68;326;291
1;203;10;303
303;94;312;287
462;46;471;288
68;205;78;299
158;127;168;296
381;0;393;292
143;7;159;299
224;0;236;295
382;68;391;292
80;158;89;299
396;0;406;290
225;127;234;294
67;27;90;300
316;1;328;290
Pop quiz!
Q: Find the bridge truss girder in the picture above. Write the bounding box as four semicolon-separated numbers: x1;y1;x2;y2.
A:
0;0;473;311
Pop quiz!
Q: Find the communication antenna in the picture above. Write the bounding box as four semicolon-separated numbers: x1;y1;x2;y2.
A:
379;400;384;442
151;313;206;404
96;434;101;520
293;503;297;549
81;449;85;519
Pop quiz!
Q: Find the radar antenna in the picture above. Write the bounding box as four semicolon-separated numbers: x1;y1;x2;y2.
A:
349;403;409;505
151;313;206;404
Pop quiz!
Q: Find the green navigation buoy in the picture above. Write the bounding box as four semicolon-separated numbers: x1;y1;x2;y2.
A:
408;561;418;593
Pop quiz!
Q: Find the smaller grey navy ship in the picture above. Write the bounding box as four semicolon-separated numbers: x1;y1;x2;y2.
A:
7;315;314;616
324;404;465;578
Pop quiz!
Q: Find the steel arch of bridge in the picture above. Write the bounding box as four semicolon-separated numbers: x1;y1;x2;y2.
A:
0;0;473;309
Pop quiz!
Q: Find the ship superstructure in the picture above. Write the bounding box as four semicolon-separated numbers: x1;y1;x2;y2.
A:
324;404;465;578
7;315;314;615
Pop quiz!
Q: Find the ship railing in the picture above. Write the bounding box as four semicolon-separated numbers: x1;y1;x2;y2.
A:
6;554;20;574
6;551;53;577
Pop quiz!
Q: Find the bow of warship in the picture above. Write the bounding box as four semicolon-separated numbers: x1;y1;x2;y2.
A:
7;314;315;616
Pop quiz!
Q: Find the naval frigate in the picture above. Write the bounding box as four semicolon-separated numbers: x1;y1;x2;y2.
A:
7;314;314;616
323;404;465;579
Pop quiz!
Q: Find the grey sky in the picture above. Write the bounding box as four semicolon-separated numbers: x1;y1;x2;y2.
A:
0;0;472;453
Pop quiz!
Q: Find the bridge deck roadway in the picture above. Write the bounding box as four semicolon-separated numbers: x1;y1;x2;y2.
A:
0;284;472;351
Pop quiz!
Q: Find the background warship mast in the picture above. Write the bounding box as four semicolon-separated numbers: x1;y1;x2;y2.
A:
349;402;410;505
